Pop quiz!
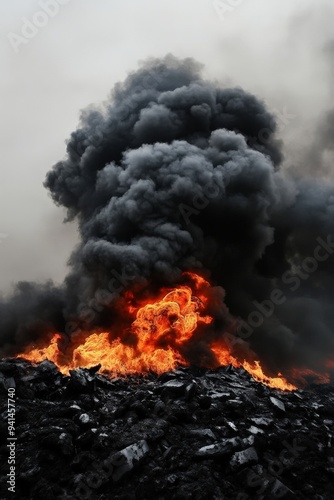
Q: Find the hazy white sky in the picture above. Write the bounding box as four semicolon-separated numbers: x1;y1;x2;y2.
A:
1;0;333;293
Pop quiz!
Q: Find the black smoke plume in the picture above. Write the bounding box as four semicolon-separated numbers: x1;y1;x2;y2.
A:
1;55;334;379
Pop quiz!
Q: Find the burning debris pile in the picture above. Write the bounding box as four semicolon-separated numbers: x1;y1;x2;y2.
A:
15;272;299;391
1;54;334;498
1;55;334;382
1;359;334;499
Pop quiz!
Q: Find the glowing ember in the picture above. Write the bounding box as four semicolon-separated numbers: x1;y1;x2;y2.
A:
290;366;334;386
17;272;318;391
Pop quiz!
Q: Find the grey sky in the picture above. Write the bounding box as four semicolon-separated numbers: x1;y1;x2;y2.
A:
1;0;333;293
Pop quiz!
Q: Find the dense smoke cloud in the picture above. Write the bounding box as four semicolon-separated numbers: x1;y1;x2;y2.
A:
1;55;334;378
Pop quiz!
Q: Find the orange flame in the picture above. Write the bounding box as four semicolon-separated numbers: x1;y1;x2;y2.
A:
17;272;325;391
210;343;297;391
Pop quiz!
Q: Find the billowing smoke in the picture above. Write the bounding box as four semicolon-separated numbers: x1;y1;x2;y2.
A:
1;55;334;378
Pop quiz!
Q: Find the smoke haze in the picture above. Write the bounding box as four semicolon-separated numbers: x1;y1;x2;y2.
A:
1;1;334;378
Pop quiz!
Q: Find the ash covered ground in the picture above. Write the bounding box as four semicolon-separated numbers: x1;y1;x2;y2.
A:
0;359;334;499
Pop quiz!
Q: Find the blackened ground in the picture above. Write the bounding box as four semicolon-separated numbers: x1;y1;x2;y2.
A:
0;359;333;500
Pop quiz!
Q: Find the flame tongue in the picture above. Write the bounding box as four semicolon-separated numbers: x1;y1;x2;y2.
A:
19;272;211;376
134;286;212;348
17;272;300;390
210;344;297;391
72;284;209;375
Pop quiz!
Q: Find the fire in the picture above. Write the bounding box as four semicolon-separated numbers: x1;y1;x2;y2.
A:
17;272;320;391
290;363;334;387
71;280;212;375
210;344;297;391
18;273;210;375
20;333;63;366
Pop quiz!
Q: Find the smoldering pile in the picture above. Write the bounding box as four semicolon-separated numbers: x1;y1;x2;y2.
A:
1;358;334;499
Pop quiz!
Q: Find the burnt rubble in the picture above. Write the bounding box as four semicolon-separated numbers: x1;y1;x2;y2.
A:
0;359;334;499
